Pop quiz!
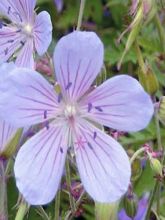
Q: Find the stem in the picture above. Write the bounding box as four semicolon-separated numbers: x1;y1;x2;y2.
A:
15;202;28;220
145;97;163;218
76;0;86;30
54;190;61;220
134;41;146;73
130;148;145;165
0;160;8;220
145;181;159;220
154;14;165;53
65;190;85;220
154;98;162;215
65;158;76;212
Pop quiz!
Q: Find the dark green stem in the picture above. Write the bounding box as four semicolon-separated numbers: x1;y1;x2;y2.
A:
54;190;61;220
0;160;8;220
65;158;76;212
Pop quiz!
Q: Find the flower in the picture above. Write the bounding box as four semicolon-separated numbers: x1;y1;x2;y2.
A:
118;194;149;220
0;31;154;205
54;0;63;12
0;0;52;68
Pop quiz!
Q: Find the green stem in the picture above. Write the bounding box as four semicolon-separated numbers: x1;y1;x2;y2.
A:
65;190;85;220
0;160;8;220
54;190;61;220
145;97;163;218
15;202;28;220
65;158;76;212
130;148;145;165
154;14;165;53
145;181;159;220
77;0;86;30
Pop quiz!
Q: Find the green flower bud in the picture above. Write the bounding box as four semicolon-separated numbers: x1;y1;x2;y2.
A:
95;202;119;220
138;64;159;95
0;128;23;159
123;192;138;218
150;158;162;176
158;96;165;125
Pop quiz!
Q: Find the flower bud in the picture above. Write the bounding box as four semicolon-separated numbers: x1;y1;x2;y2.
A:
123;192;138;218
138;64;159;95
95;202;119;220
0;129;23;159
150;158;162;176
158;96;165;125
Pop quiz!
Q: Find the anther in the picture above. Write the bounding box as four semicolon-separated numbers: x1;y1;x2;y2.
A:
60;147;63;153
87;142;93;150
88;103;92;112
44;110;47;119
95;106;103;112
65;82;72;90
93;131;97;140
58;93;62;103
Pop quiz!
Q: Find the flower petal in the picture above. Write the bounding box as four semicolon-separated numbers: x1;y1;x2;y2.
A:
0;120;17;152
73;119;131;202
53;31;104;101
0;26;25;64
34;11;52;56
80;75;154;132
0;0;36;23
14;123;69;205
15;39;34;68
0;63;59;127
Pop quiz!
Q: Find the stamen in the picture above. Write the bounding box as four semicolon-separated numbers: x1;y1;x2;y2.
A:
20;41;25;46
95;106;103;112
88;103;92;112
60;147;63;153
7;39;14;43
44;110;47;119
87;142;93;150
7;7;11;14
58;92;62;103
0;21;3;29
93;131;97;140
45;121;49;130
65;82;72;90
4;48;8;55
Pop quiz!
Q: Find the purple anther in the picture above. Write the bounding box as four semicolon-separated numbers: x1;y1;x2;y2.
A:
58;93;62;103
93;131;97;140
44;110;47;119
60;147;63;153
8;7;11;14
88;103;92;112
45;121;49;130
8;39;14;43
65;82;72;90
20;41;25;46
87;142;93;150
4;48;8;55
95;106;103;112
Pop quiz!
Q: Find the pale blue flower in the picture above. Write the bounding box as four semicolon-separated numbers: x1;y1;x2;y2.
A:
0;31;154;205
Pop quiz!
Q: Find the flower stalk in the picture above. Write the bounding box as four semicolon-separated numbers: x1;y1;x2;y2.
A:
0;160;8;220
77;0;86;30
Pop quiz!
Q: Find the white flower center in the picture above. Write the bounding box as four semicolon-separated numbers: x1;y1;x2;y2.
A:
64;104;76;118
24;24;33;35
